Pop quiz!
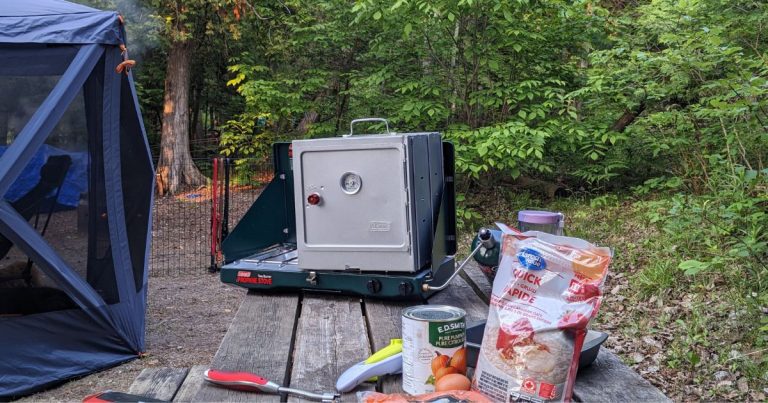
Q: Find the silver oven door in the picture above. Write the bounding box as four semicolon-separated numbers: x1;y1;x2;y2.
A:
293;135;415;272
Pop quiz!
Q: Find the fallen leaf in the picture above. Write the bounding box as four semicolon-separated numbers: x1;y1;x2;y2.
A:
713;370;730;381
642;336;661;349
737;378;749;393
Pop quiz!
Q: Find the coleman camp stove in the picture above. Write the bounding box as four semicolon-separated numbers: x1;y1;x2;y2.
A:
219;119;459;299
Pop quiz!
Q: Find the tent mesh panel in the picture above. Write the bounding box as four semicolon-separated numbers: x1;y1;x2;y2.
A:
0;66;120;314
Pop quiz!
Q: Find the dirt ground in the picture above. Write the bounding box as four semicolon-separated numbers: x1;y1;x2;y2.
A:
19;274;244;401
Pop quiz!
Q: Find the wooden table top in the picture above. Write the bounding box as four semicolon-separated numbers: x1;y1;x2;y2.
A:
193;262;669;402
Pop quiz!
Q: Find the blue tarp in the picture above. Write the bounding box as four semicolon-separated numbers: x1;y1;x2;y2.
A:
2;144;88;208
0;0;154;398
0;0;122;45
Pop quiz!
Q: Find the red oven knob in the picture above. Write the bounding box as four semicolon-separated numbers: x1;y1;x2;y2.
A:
307;193;321;205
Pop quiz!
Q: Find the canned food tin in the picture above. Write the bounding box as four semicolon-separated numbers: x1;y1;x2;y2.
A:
402;305;467;395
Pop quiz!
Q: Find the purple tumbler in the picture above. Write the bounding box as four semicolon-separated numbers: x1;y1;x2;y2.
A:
517;210;564;235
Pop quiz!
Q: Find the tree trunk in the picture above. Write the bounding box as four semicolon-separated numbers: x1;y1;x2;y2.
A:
611;103;645;133
504;176;568;199
189;63;204;142
334;79;350;134
156;40;207;195
297;110;319;135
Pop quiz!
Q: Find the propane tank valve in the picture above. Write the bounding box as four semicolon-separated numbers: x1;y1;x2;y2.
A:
478;227;495;249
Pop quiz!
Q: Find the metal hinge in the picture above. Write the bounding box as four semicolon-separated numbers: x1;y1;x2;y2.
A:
403;159;408;189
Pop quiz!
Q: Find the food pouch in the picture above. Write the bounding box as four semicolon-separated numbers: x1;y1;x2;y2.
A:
357;390;492;403
471;231;611;402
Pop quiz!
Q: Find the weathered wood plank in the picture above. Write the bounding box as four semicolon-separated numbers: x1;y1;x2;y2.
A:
128;367;188;401
573;349;670;402
172;365;206;402
461;260;493;302
428;272;489;322
194;291;300;402
364;300;412;394
288;294;373;402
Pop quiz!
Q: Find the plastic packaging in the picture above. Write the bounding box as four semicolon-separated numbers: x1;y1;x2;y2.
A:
472;231;611;402
357;390;492;403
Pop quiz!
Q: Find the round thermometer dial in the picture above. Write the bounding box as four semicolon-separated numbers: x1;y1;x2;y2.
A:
340;172;362;194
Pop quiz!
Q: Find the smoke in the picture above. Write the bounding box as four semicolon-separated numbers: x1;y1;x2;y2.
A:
70;0;162;64
114;0;162;64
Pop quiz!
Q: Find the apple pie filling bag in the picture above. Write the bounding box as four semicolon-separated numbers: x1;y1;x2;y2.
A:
472;231;611;402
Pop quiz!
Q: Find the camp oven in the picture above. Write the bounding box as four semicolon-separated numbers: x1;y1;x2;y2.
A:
219;119;458;299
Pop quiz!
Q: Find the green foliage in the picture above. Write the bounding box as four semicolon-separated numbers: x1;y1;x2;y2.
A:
639;167;768;290
454;193;482;230
589;193;620;209
224;1;375;139
223;0;620;183
219;111;279;158
575;0;768;188
222;0;768;192
630;164;768;384
351;0;609;182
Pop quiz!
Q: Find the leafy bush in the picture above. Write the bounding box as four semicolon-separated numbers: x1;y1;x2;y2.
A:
219;113;275;158
640;167;767;290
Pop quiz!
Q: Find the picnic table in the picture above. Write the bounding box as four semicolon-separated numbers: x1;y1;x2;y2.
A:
129;262;669;402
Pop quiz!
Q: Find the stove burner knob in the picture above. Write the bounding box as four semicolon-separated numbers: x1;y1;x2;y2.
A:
398;282;413;296
366;279;382;294
307;193;321;205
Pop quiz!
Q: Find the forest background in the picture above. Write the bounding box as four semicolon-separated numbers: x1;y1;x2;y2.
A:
78;0;768;400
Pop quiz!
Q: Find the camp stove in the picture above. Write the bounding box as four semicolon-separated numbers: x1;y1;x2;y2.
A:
220;119;459;299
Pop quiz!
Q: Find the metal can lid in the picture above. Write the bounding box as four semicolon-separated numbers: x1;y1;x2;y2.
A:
402;305;466;322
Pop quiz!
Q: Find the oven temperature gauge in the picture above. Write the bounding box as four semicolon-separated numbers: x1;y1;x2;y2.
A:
340;172;362;194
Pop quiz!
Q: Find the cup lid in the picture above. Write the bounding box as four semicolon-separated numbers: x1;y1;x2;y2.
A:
518;210;562;224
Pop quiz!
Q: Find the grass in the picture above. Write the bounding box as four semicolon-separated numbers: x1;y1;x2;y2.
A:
463;187;767;400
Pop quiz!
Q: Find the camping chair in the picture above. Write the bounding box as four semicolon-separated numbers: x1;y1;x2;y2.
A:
0;154;72;285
